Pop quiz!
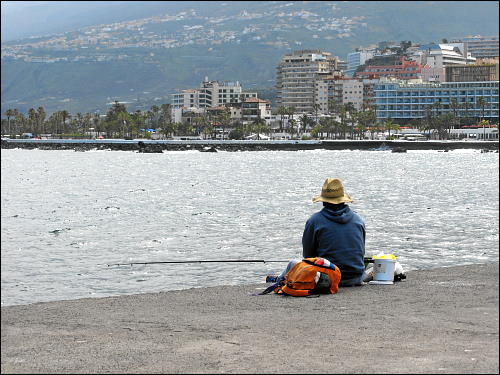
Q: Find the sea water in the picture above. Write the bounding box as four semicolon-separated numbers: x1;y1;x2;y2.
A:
1;148;498;306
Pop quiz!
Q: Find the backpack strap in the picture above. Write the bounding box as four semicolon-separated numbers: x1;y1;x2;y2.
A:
252;280;283;296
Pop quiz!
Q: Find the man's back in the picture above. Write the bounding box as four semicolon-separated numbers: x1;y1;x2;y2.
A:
302;204;366;281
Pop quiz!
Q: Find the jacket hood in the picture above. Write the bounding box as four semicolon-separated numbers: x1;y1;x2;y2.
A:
320;205;353;224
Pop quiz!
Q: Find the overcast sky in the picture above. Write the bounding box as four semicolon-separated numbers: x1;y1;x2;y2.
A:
1;1;54;13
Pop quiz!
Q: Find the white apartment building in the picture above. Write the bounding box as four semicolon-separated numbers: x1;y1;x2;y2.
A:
346;50;375;77
315;77;378;114
315;79;331;114
460;35;499;59
171;78;257;109
411;44;476;69
276;49;339;114
171;89;200;109
240;98;272;124
341;79;364;110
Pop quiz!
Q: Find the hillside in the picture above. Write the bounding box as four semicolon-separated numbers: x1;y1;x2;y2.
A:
1;1;499;115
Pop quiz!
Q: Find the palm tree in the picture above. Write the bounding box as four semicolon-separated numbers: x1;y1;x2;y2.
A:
10;109;19;136
93;112;102;138
330;103;349;139
158;105;173;139
4;109;15;137
317;117;330;139
28;108;37;135
219;107;231;140
60;110;70;135
432;101;442;118
15;111;25;135
150;105;160;129
250;117;268;140
74;113;84;136
383;118;400;139
463;101;474;127
435;113;454;140
328;118;341;140
131;110;145;138
276;106;288;133
191;115;204;137
344;103;357;139
477;96;487;140
288;119;298;138
356;109;376;140
177;121;195;137
449;98;460;138
37;107;46;135
422;102;443;139
166;121;178;139
313;103;321;125
83;113;92;138
285;106;296;137
299;113;310;136
117;112;131;139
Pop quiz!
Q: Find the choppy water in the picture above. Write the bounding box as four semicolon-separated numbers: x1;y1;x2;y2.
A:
1;148;498;306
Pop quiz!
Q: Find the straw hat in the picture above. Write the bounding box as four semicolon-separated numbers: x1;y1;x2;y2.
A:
312;178;353;204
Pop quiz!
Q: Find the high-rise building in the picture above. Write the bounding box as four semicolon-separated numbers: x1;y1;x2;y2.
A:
276;50;339;113
460;35;499;59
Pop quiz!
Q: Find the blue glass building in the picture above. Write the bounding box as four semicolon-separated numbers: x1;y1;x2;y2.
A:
374;79;499;123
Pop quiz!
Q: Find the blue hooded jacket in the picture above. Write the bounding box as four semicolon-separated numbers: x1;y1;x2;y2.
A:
302;204;366;281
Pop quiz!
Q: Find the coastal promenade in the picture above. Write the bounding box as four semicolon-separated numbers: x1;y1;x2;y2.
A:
1;138;499;152
1;263;498;374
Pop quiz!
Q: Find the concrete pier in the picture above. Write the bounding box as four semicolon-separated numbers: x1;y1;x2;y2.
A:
1;263;498;374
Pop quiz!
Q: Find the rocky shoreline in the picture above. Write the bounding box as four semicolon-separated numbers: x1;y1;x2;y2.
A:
1;138;499;152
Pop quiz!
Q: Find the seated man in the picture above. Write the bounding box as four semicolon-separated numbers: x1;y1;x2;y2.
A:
274;178;366;287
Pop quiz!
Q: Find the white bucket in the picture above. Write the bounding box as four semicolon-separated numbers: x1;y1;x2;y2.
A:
372;258;396;283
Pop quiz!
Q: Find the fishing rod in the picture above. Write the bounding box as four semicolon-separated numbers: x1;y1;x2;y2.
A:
107;259;289;267
107;257;374;267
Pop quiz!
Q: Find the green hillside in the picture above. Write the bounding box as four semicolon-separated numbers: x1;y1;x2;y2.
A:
1;1;498;115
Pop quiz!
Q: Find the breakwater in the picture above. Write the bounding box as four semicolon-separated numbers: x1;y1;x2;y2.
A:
1;138;498;152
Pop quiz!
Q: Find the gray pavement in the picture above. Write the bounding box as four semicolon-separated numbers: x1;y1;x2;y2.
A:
1;262;499;374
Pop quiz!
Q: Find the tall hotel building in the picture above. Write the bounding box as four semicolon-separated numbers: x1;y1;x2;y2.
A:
276;50;338;113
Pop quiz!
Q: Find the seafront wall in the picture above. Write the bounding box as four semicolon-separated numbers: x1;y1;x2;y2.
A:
1;138;499;152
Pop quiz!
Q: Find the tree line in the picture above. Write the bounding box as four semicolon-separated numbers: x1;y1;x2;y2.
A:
1;96;493;140
1;102;173;139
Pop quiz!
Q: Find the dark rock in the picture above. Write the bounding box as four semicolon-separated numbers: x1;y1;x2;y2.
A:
391;147;407;153
200;146;218;153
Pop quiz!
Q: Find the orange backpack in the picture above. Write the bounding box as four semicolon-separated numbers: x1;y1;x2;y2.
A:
276;257;342;297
